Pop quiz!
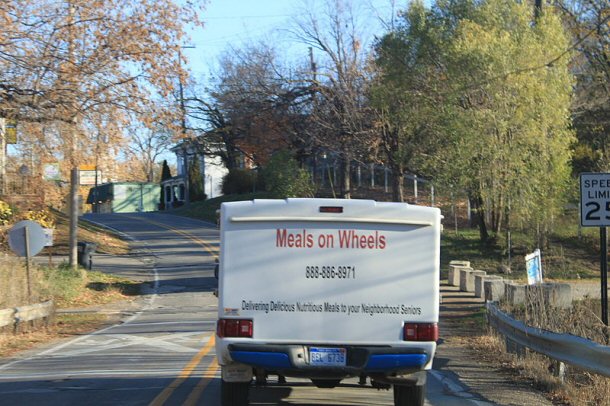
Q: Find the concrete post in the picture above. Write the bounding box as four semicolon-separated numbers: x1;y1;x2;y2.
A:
485;279;506;302
506;283;526;305
475;275;503;299
460;269;486;292
526;283;573;309
448;261;471;286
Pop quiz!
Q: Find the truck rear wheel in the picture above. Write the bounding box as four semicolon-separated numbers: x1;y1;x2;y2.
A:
393;383;425;406
221;380;249;406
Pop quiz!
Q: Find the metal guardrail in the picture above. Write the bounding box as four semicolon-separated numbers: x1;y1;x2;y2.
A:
0;308;14;328
486;302;610;377
0;300;54;330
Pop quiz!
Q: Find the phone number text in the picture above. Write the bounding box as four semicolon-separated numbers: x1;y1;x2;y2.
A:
305;266;356;279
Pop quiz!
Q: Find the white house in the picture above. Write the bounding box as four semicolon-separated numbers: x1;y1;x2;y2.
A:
161;138;228;208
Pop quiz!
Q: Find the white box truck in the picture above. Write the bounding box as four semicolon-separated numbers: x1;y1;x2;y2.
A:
216;198;441;406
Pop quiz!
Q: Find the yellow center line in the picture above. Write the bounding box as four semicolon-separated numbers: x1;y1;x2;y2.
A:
126;215;219;256
183;357;220;406
130;216;220;405
148;335;216;406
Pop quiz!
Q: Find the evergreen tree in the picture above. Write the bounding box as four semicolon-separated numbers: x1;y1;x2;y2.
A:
159;160;172;210
188;155;206;202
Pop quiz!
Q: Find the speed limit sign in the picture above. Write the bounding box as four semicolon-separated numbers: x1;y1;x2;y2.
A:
580;173;610;327
580;173;610;227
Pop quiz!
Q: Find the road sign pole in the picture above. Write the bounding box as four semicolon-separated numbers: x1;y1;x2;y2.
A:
24;226;32;303
601;227;608;326
580;173;610;327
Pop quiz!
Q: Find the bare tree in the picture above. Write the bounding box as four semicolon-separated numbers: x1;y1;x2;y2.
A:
125;122;172;182
0;0;203;268
290;0;376;198
556;0;610;171
187;44;312;170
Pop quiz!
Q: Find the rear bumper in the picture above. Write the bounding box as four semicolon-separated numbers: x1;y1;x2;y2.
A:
227;343;429;378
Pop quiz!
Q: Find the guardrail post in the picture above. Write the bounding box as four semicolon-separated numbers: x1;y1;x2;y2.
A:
505;337;526;359
13;306;20;334
551;360;566;383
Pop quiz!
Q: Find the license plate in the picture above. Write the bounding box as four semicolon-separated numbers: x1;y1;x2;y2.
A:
309;347;347;366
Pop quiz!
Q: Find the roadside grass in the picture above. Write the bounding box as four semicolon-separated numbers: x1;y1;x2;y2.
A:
0;313;116;358
441;217;599;281
437;208;606;405
0;260;139;357
473;330;610;406
471;334;570;405
1;258;139;309
171;192;272;223
441;229;503;278
39;265;140;308
42;208;130;256
462;307;488;330
1;207;139;357
484;279;608;405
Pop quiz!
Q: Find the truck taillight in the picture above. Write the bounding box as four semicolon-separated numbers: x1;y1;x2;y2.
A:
403;323;438;342
319;206;343;213
217;319;253;338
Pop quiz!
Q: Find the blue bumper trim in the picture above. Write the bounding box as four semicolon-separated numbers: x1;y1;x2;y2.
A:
364;354;428;371
231;351;292;369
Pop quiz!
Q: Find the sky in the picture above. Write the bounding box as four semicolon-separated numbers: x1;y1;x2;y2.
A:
158;0;405;172
9;1;407;177
183;0;403;82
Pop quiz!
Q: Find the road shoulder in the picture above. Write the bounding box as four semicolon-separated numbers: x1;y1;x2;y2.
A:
435;283;554;406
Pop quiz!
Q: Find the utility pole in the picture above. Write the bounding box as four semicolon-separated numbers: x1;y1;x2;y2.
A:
0;118;5;195
68;1;79;269
178;46;194;205
309;47;318;183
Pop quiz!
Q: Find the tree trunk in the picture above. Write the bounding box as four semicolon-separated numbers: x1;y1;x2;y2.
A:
470;192;489;242
391;163;404;202
341;152;351;199
225;144;240;170
469;196;479;228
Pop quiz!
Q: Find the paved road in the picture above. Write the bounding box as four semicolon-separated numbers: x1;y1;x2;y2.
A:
0;212;528;405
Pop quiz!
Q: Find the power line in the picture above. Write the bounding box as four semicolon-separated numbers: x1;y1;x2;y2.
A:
203;14;291;20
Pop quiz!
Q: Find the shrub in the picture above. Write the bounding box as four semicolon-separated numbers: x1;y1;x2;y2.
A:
0;201;13;225
23;209;55;228
222;169;262;195
38;264;86;304
262;150;315;198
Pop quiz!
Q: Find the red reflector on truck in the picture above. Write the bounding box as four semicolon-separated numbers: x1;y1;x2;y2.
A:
217;319;253;338
403;323;438;342
319;206;343;213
